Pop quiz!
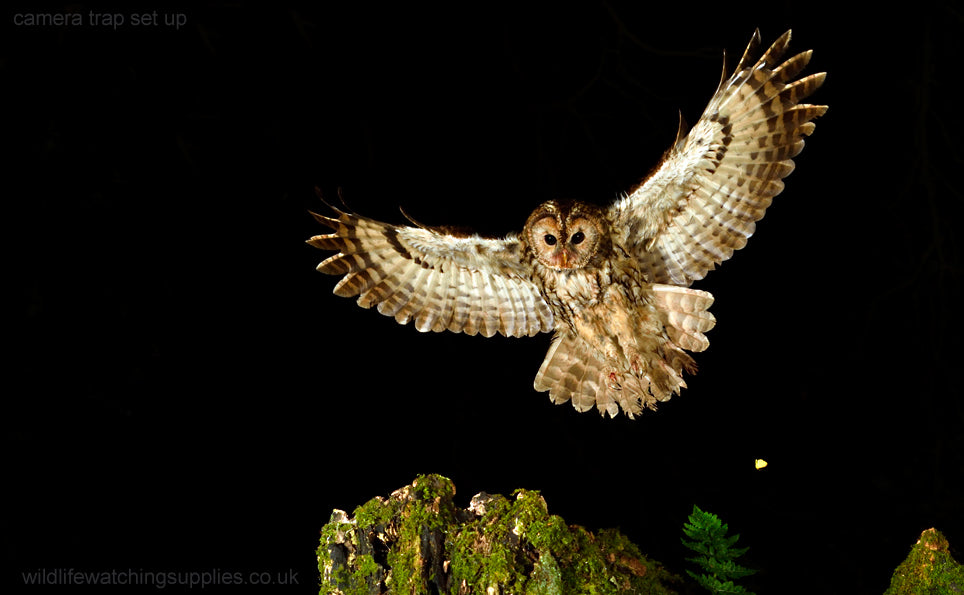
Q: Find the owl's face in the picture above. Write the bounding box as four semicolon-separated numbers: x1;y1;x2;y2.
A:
524;200;608;270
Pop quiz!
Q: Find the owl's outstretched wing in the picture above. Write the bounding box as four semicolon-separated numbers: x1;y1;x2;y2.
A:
609;30;827;286
308;204;554;338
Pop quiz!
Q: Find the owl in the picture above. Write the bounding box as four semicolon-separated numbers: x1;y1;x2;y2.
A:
308;30;826;418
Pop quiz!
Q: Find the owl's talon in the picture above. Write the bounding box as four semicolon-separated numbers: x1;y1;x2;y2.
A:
607;371;622;391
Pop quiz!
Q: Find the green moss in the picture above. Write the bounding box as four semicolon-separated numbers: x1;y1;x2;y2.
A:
318;475;680;594
412;472;457;502
355;554;379;578
325;555;381;595
383;474;458;593
353;497;394;530
448;488;677;594
528;513;572;552
526;551;563;595
447;492;519;592
885;528;964;594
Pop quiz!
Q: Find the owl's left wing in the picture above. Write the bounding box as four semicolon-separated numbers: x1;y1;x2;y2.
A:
609;30;826;286
308;205;554;338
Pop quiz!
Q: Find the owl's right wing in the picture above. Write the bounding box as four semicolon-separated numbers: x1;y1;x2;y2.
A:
608;30;826;286
308;205;555;338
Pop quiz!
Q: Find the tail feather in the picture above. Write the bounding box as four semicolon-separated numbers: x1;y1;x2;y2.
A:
533;285;717;418
534;333;659;419
535;334;606;414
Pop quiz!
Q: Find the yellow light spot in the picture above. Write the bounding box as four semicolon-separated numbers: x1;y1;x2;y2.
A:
754;459;768;470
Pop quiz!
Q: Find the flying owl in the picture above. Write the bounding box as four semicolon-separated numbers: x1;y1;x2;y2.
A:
308;30;826;418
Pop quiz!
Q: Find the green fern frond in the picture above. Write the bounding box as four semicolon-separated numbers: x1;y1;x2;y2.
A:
681;506;757;595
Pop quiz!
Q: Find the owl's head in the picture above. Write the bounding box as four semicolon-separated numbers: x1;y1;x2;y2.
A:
523;200;609;270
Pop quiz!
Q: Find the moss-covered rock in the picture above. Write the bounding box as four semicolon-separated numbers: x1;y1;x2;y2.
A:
885;528;964;594
317;474;681;594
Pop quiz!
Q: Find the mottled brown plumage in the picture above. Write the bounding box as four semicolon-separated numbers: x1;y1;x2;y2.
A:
308;30;826;418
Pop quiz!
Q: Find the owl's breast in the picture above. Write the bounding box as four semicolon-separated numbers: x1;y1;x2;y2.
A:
541;268;603;312
539;263;652;330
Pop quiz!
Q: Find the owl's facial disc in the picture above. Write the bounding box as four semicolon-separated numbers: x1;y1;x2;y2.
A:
527;216;585;269
525;200;606;270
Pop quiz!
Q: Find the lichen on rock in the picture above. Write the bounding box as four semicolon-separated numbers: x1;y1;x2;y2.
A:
317;474;680;594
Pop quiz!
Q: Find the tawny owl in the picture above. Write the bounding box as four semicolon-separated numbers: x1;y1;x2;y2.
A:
308;30;826;418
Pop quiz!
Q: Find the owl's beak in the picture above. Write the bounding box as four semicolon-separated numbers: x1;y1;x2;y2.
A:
550;248;571;269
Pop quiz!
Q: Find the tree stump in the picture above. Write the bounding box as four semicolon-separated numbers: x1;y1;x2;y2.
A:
317;474;681;594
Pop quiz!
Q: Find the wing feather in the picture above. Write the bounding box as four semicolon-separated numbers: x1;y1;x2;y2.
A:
610;30;827;285
308;205;554;337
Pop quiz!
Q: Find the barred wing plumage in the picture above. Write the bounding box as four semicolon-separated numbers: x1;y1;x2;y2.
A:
609;30;827;286
308;206;554;338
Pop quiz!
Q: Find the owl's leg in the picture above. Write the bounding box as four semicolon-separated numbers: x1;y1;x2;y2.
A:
622;342;649;380
601;344;628;392
572;315;625;391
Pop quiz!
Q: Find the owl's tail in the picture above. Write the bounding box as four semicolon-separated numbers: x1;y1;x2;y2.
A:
533;285;716;419
534;332;627;417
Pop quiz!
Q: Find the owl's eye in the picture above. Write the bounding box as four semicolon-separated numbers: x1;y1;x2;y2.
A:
544;234;557;246
571;231;585;245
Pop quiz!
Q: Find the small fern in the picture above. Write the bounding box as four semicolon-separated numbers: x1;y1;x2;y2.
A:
681;505;757;595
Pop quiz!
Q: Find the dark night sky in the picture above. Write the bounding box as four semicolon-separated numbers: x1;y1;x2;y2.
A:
6;2;963;593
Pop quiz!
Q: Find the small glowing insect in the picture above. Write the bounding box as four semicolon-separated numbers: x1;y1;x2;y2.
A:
754;459;768;470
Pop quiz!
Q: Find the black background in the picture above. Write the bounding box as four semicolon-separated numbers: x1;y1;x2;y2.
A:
6;1;963;593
